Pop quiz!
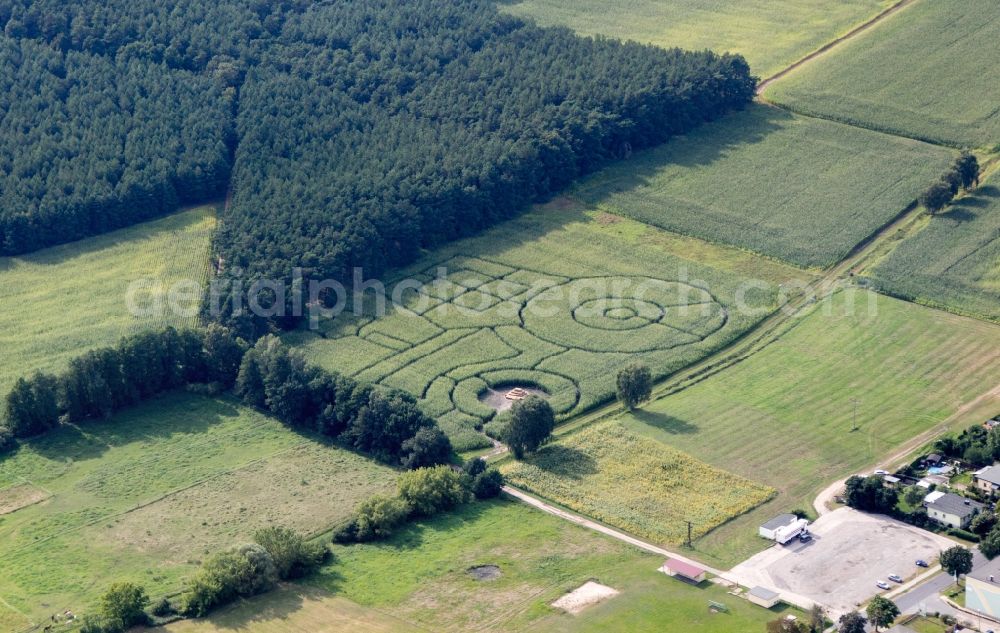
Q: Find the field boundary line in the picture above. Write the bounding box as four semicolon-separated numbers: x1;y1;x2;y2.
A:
756;0;917;94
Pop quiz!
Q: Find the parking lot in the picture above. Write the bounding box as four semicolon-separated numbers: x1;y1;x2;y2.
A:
728;508;954;615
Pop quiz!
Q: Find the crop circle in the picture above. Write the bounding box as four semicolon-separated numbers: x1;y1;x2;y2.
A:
521;276;727;353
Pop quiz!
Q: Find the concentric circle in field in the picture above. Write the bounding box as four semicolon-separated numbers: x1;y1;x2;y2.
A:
521;276;727;353
451;369;580;418
572;298;664;331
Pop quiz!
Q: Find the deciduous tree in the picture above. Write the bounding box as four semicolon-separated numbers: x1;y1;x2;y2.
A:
503;396;555;459
940;545;973;580
865;596;899;631
617;362;653;410
837;611;866;633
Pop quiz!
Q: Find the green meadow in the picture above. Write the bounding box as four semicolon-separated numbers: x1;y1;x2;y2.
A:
0;205;216;399
616;291;1000;565
0;393;395;626
570;104;954;268
503;0;893;78
765;0;1000;147
868;174;1000;322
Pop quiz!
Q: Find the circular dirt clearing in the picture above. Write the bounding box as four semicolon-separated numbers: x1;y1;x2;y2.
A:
468;565;501;581
478;385;548;412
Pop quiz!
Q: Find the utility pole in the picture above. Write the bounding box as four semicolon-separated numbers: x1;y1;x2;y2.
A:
851;398;860;432
686;520;693;548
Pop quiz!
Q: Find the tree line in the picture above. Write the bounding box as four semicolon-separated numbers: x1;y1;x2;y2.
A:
918;151;980;214
1;327;452;469
335;460;503;543
81;458;505;630
234;335;452;467
80;526;326;632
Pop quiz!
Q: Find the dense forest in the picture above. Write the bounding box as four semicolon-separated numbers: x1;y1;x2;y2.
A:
0;0;755;327
0;36;232;254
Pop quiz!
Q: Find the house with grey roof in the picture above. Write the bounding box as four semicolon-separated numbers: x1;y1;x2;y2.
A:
926;492;984;529
974;464;1000;496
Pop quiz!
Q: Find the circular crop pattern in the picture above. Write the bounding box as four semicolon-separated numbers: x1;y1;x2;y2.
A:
451;369;580;418
521;276;727;353
573;298;664;331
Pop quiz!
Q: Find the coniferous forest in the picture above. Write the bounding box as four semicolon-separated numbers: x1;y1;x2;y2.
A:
0;0;755;334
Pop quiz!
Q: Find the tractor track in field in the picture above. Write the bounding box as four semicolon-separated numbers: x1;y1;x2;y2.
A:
755;0;917;95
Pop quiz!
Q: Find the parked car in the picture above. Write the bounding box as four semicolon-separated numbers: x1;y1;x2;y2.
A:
798;532;812;543
916;559;929;568
888;574;903;583
876;581;890;590
874;469;889;475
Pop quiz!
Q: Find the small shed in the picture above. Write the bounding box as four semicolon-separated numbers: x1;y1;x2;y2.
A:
883;475;901;487
748;586;781;609
925;453;943;466
759;514;797;540
659;558;707;583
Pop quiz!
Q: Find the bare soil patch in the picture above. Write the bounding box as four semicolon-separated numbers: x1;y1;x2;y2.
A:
594;212;622;225
0;483;50;515
551;581;619;614
467;564;501;581
478;385;548;412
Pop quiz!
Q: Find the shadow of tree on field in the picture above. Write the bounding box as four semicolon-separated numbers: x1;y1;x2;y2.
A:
528;445;599;479
569;103;788;205
25;392;241;463
196;583;308;631
630;409;698;435
941;184;999;222
939;206;978;222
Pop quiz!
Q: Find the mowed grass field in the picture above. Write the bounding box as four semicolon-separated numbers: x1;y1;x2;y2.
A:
502;0;893;78
571;104;955;268
612;291;1000;566
765;0;1000;147
210;500;790;633
288;200;812;451
501;421;774;545
867;175;1000;321
0;204;216;399
0;393;396;627
164;501;798;632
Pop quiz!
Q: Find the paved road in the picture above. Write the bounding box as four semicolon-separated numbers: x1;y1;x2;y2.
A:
895;549;986;617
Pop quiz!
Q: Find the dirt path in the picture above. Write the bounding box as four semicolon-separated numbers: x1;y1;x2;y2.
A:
756;0;917;94
501;486;724;576
813;380;1000;515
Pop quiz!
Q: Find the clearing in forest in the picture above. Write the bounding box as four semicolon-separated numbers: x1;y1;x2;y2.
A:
0;393;395;625
0;205;216;399
502;0;894;78
289;202;812;451
764;0;1000;147
616;290;1000;566
570;104;954;268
